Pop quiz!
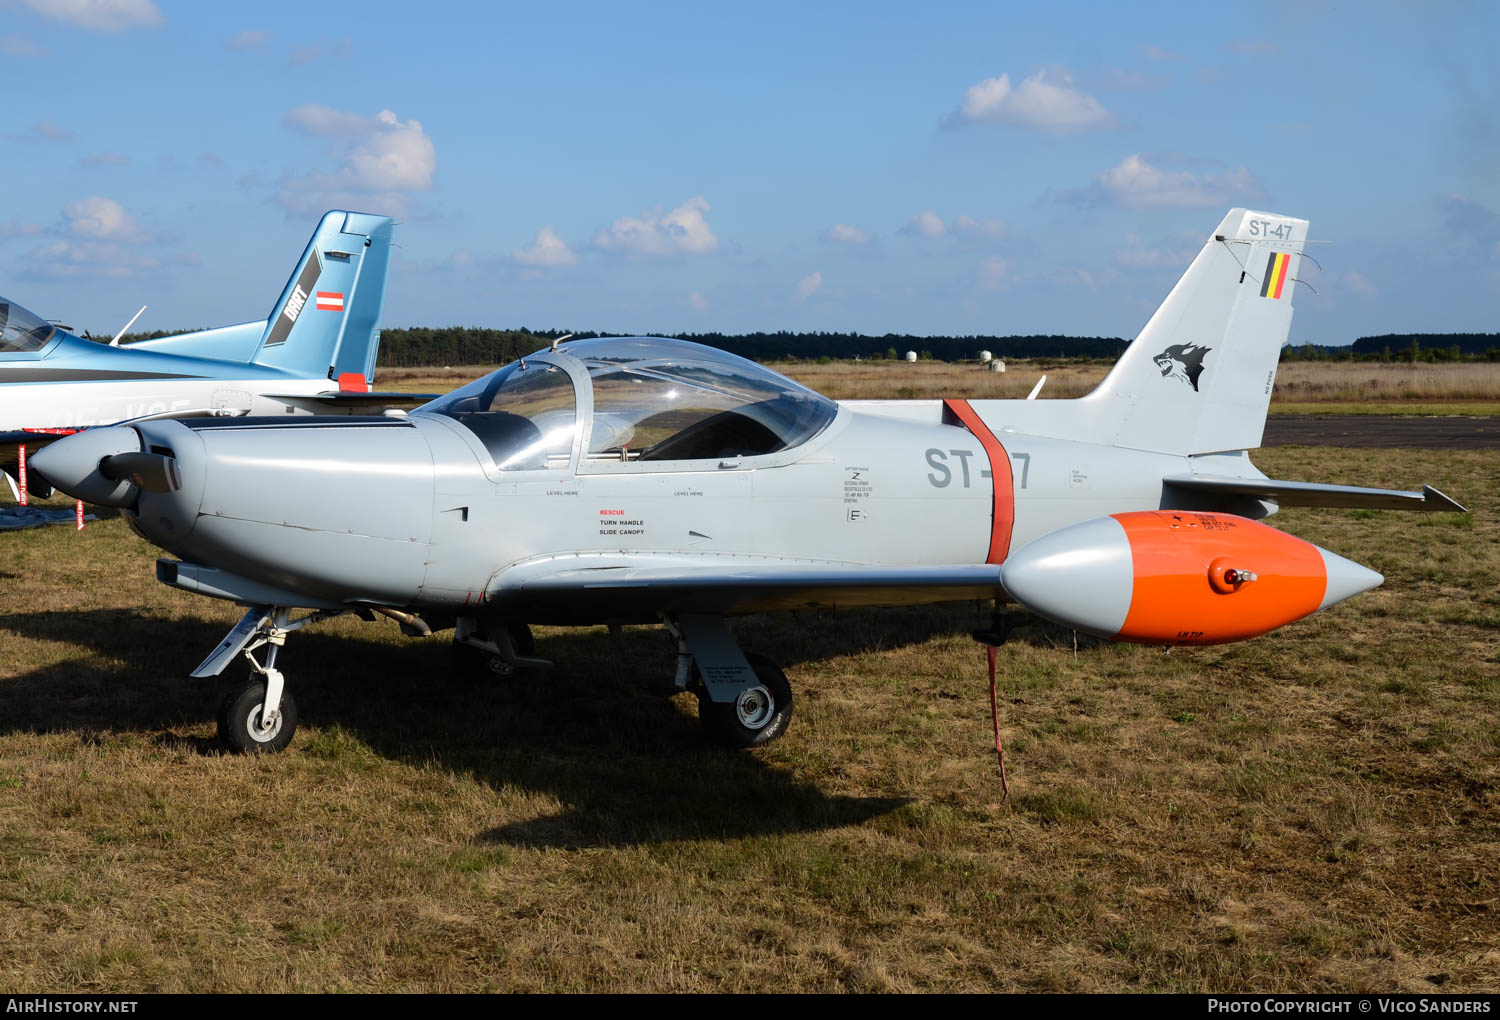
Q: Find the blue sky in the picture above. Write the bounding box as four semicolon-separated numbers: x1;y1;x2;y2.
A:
1;0;1496;344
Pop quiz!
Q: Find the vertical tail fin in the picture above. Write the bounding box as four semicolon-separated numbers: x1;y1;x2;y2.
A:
966;208;1307;456
1088;208;1307;455
252;210;395;385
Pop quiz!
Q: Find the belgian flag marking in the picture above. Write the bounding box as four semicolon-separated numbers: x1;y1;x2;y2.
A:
1260;251;1290;300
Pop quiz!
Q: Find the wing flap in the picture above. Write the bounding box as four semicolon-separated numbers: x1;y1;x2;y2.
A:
1163;474;1466;512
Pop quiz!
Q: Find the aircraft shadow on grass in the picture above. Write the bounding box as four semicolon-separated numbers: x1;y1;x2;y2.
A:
0;607;1062;847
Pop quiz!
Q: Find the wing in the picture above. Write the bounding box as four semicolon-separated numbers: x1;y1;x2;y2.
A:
1163;474;1466;512
263;391;440;415
489;553;1005;623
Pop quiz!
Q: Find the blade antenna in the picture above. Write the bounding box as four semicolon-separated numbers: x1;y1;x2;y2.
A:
109;306;147;347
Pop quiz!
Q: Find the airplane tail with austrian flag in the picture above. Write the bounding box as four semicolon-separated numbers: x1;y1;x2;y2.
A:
249;210;395;388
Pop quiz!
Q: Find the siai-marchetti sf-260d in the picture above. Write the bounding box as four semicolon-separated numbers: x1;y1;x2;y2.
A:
31;208;1466;754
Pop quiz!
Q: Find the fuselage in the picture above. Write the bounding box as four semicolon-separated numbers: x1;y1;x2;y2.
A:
2;328;346;430
83;338;1208;621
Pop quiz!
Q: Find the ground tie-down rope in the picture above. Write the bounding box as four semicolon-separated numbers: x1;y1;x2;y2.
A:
987;644;1009;806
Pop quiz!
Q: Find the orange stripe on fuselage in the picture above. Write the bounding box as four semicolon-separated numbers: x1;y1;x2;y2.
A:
1113;511;1326;645
942;398;1015;564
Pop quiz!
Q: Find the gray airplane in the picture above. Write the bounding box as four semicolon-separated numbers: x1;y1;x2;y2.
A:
31;208;1464;754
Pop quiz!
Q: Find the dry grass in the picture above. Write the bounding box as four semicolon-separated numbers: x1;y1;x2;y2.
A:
0;445;1494;992
379;360;1500;413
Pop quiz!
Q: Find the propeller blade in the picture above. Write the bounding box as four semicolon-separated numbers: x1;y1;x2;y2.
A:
98;452;181;494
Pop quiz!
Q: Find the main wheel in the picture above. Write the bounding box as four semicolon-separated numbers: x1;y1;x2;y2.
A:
216;678;298;754
451;621;535;680
697;653;794;748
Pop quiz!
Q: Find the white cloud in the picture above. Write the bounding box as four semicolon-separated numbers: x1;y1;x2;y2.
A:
1142;44;1182;62
59;196;155;242
592;196;719;257
1343;271;1378;296
1114;229;1200;269
952;69;1110;132
19;0;163;31
288;37;350;67
513;226;578;267
0;34;45;55
21;240;196;280
1096;69;1169;92
226;29;270;52
1065;154;1263;209
953;215;1007;240
276;106;437;216
6;117;71;143
902;211;1006;242
820;223;870;245
0;217;44;238
903;210;947;237
1226;40;1278;58
687;291;709;310
78;150;129;168
795;271;823;299
977;258;1012;291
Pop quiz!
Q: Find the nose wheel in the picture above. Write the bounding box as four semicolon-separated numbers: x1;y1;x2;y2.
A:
217;677;299;754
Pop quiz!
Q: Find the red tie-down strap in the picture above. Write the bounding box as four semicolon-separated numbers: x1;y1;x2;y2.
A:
940;399;1016;564
944;398;1017;804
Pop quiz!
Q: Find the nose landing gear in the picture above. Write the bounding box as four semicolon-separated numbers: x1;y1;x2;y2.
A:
193;605;347;754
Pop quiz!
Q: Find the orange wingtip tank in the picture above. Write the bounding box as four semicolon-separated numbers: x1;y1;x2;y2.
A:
1000;511;1383;646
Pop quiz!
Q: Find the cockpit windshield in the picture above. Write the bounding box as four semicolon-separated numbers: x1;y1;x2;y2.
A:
0;297;58;354
421;359;577;470
570;338;837;463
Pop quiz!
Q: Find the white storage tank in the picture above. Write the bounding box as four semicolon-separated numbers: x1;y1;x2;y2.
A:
905;350;918;363
989;360;1006;373
979;350;993;363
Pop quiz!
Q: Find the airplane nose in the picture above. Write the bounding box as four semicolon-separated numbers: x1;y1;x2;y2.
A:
28;426;145;507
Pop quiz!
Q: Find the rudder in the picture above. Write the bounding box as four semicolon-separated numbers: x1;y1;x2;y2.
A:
252;211;396;385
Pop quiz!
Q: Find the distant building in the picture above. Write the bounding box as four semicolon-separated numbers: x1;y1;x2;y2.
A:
905;350;918;362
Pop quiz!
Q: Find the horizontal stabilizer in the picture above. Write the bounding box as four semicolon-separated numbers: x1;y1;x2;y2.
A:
1163;474;1467;512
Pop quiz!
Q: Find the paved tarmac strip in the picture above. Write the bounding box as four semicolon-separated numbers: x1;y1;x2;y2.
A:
1263;415;1500;449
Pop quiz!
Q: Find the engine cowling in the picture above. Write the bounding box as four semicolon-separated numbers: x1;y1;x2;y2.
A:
999;511;1382;646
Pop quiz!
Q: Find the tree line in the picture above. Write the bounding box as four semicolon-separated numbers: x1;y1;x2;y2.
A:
112;325;1500;365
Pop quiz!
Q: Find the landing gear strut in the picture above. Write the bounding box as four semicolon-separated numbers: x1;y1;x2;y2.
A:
193;605;347;754
666;615;794;748
451;617;548;680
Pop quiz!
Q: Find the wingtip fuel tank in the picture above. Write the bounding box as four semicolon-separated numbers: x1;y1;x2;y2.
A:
999;511;1383;646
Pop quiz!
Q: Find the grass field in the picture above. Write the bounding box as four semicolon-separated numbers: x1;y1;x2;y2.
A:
0;442;1494;992
380;359;1500;415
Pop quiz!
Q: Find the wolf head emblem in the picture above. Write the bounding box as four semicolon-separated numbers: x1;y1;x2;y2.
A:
1153;343;1211;392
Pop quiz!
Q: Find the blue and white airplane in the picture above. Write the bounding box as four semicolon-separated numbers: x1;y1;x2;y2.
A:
1;210;429;524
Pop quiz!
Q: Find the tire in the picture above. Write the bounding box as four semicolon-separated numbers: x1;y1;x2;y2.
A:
451;621;535;681
697;653;794;748
216;678;298;754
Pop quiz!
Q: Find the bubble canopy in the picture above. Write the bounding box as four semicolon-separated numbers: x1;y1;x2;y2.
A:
0;296;58;354
419;337;838;470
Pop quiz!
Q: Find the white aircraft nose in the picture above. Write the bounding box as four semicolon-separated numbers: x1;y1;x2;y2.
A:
1317;547;1384;609
28;426;143;507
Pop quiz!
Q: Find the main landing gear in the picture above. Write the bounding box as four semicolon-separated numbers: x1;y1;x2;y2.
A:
191;608;793;753
665;614;794;748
